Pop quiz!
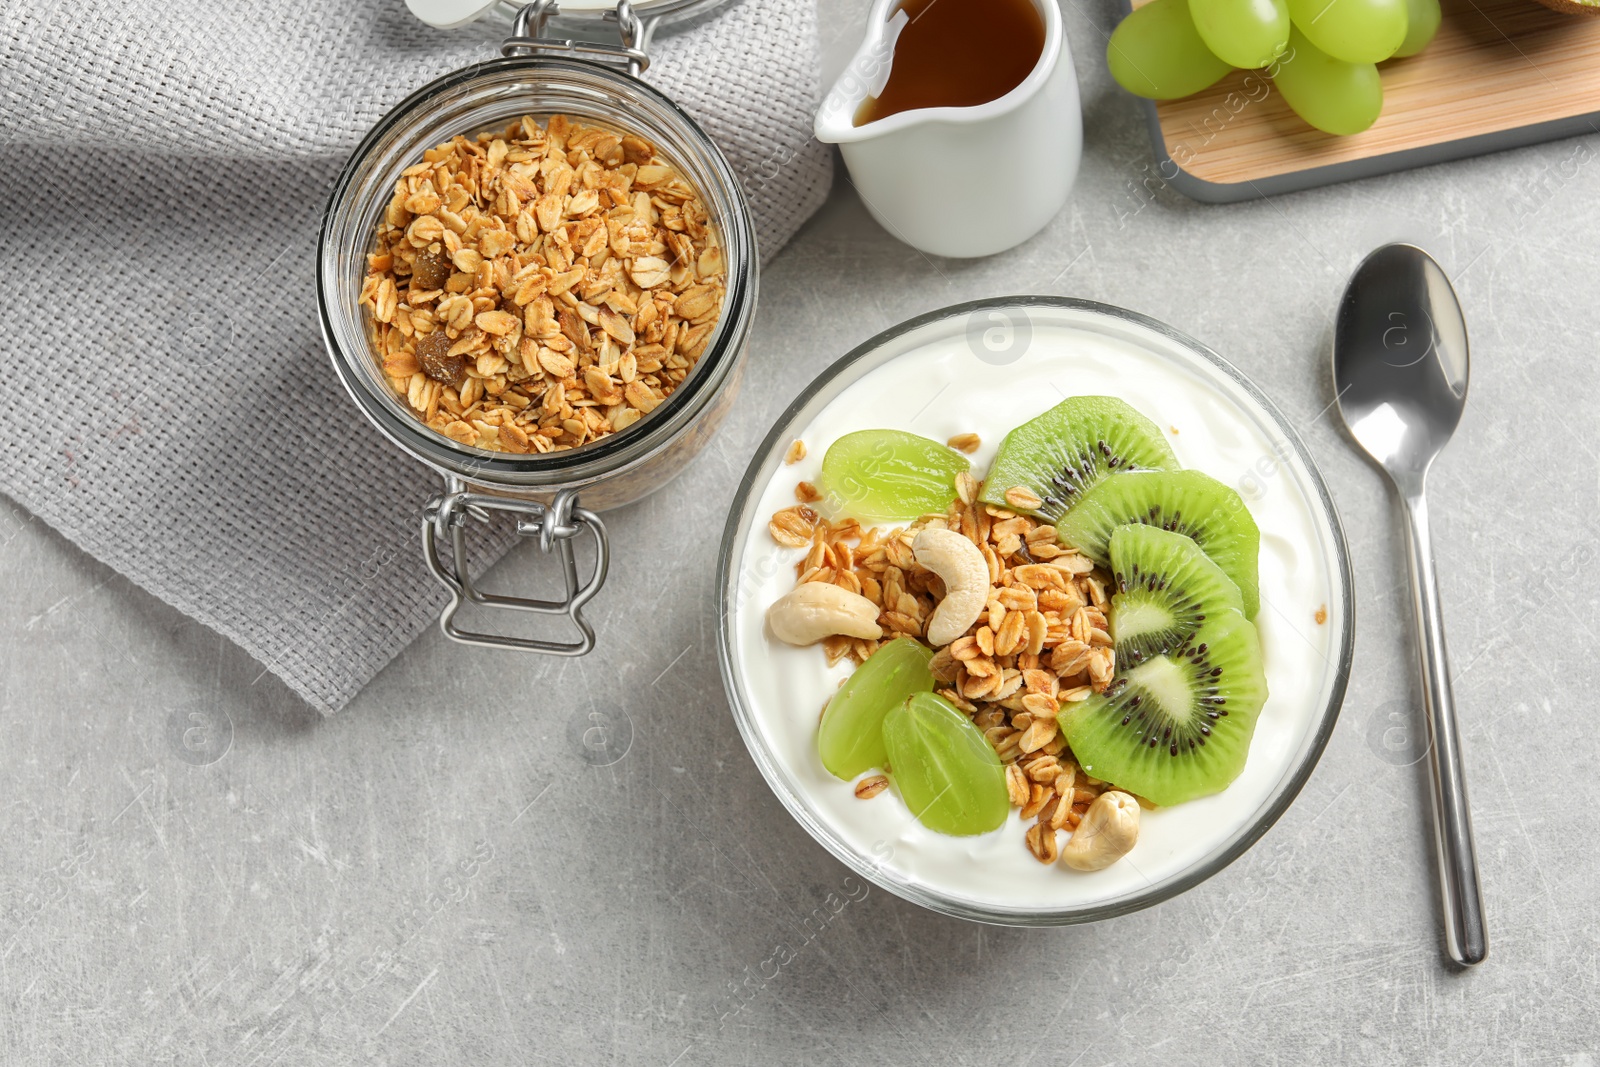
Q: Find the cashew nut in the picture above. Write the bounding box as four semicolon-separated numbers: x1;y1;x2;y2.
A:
766;582;883;645
1059;791;1140;872
912;527;988;647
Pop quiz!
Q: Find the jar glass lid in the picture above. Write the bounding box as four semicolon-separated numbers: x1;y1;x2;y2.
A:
406;0;733;30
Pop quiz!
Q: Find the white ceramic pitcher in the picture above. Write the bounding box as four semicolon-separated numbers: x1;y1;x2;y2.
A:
815;0;1081;259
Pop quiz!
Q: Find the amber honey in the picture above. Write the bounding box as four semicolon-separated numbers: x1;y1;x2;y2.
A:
854;0;1046;126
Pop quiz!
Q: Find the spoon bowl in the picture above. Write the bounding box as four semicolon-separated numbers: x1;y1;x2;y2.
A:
1335;245;1470;481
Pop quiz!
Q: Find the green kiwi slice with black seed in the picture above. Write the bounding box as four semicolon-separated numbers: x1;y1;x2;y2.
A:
1108;523;1244;667
1057;469;1262;618
1058;612;1268;807
978;396;1179;522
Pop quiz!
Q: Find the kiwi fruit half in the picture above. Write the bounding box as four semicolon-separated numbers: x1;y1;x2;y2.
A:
1108;523;1244;667
978;396;1178;522
1056;469;1261;618
1058;612;1268;807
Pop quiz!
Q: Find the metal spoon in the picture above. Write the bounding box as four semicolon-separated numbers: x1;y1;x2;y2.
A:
1333;243;1486;967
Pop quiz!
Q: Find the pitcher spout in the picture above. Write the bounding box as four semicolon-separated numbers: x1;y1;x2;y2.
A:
815;0;910;144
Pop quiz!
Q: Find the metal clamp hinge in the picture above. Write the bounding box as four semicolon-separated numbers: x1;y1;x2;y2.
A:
502;0;658;76
422;485;609;655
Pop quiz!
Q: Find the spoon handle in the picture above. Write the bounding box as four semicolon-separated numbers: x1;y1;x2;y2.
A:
1400;488;1487;966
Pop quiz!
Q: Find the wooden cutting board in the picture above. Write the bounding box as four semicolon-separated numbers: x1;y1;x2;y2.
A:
1123;0;1600;201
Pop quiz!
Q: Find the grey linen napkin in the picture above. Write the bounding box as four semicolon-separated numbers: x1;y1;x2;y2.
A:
0;0;832;713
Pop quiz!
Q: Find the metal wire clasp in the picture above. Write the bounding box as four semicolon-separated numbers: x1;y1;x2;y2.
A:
422;483;610;654
502;0;658;76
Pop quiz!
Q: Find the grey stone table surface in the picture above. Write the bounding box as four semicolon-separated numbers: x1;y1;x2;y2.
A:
5;1;1598;1062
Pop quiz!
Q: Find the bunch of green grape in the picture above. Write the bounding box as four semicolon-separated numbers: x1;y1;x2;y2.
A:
1107;0;1441;134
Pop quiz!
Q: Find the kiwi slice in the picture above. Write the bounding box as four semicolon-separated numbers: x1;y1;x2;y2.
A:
1057;469;1261;618
1108;524;1244;667
1058;612;1268;807
978;396;1179;522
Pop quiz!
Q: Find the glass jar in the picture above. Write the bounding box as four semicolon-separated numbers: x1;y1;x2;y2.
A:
318;1;756;654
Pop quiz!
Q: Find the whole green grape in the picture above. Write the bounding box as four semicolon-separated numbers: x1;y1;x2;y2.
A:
1108;0;1235;101
1392;0;1440;57
1285;0;1407;64
817;638;935;780
881;693;1009;837
1190;0;1290;69
1270;27;1383;134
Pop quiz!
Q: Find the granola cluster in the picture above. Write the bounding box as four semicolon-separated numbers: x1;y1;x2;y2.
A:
770;465;1123;863
359;114;726;454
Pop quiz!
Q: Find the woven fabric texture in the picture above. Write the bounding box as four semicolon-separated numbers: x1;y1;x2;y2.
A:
0;0;832;713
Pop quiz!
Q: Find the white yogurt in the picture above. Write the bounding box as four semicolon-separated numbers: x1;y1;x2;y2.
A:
724;307;1346;916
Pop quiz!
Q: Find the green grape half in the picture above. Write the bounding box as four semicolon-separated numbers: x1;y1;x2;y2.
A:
1108;0;1235;101
1285;0;1407;64
818;429;969;525
881;693;1009;837
1392;0;1440;57
1190;0;1290;69
1271;27;1383;134
817;638;935;780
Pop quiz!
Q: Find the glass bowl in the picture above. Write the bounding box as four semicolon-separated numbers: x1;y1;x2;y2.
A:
715;297;1354;926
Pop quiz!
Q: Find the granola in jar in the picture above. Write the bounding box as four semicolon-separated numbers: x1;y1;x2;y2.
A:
359;114;726;454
